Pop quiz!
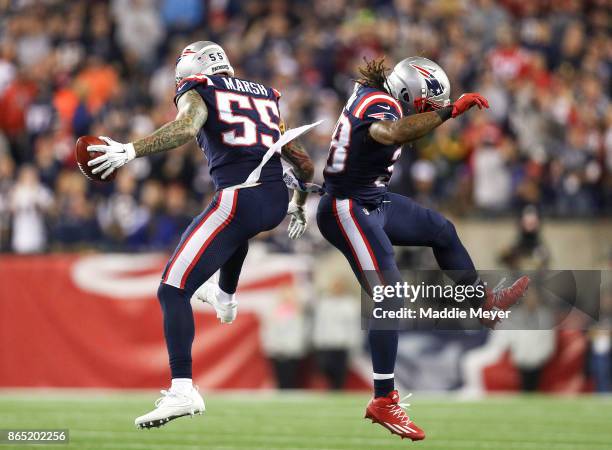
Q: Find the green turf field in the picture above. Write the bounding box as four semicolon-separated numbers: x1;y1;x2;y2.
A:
1;391;611;450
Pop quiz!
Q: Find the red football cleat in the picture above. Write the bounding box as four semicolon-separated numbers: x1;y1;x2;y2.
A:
364;391;425;441
481;275;530;328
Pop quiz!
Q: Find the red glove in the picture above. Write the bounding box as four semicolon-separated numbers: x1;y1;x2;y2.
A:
451;93;489;118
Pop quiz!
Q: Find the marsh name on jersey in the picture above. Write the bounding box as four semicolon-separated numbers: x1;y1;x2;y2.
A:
175;74;283;189
220;77;269;96
323;84;404;207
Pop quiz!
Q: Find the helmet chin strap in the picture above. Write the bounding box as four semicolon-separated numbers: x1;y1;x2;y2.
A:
414;97;445;113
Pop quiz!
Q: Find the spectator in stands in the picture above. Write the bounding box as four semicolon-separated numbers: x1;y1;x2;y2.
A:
9;165;53;254
0;0;607;252
53;171;100;249
0;153;15;251
589;264;612;393
499;205;550;270
473;136;512;214
312;277;361;390
410;160;437;209
111;0;164;68
97;169;146;249
261;286;308;389
504;291;556;391
33;135;61;189
461;289;556;394
149;183;191;250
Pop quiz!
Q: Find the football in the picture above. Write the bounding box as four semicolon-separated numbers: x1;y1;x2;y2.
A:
75;135;117;182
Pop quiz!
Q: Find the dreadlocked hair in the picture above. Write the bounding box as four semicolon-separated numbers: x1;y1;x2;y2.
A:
357;57;389;92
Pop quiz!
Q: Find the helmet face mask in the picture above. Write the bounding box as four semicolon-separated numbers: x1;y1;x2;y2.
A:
414;96;447;113
385;57;451;115
175;41;235;86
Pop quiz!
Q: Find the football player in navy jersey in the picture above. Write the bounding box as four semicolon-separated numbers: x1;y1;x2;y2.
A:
86;41;316;428
317;57;529;441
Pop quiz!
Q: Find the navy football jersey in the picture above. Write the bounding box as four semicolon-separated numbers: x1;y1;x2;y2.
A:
175;73;283;189
323;84;404;206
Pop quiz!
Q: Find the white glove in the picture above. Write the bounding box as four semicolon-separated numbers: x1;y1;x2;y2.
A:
287;201;307;240
87;136;136;180
283;167;324;194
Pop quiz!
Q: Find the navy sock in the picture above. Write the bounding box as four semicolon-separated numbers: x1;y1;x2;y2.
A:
369;329;398;398
374;378;395;398
157;283;194;379
218;242;249;294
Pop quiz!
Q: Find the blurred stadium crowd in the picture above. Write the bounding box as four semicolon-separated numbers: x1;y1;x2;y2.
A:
0;0;609;253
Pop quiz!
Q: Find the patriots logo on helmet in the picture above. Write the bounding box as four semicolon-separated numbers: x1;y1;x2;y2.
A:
411;64;445;96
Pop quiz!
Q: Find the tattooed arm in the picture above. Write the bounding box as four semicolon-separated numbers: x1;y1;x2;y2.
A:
86;90;208;179
369;107;452;146
281;138;315;206
282;136;314;239
369;93;490;146
133;90;208;157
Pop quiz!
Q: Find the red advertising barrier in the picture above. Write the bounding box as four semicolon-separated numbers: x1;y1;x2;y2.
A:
0;253;286;389
483;330;589;392
0;253;588;392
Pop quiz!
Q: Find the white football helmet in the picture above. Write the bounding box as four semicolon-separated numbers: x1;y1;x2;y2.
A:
175;41;234;85
384;56;451;114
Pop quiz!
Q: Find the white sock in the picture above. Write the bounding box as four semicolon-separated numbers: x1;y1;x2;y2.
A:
217;286;235;305
171;378;193;394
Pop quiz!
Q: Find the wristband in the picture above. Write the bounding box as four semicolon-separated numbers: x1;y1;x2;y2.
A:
435;106;453;122
125;143;136;161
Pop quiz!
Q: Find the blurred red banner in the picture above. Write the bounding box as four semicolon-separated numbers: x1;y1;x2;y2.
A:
0;253;279;389
0;254;587;392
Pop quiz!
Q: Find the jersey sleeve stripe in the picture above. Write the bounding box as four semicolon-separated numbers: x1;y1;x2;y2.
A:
271;88;281;99
353;93;403;119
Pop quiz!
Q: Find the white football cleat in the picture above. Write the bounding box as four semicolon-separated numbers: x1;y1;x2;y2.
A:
195;281;237;324
135;386;205;429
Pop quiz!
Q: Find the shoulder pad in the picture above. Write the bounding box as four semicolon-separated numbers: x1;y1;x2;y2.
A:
174;73;214;105
350;91;403;121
